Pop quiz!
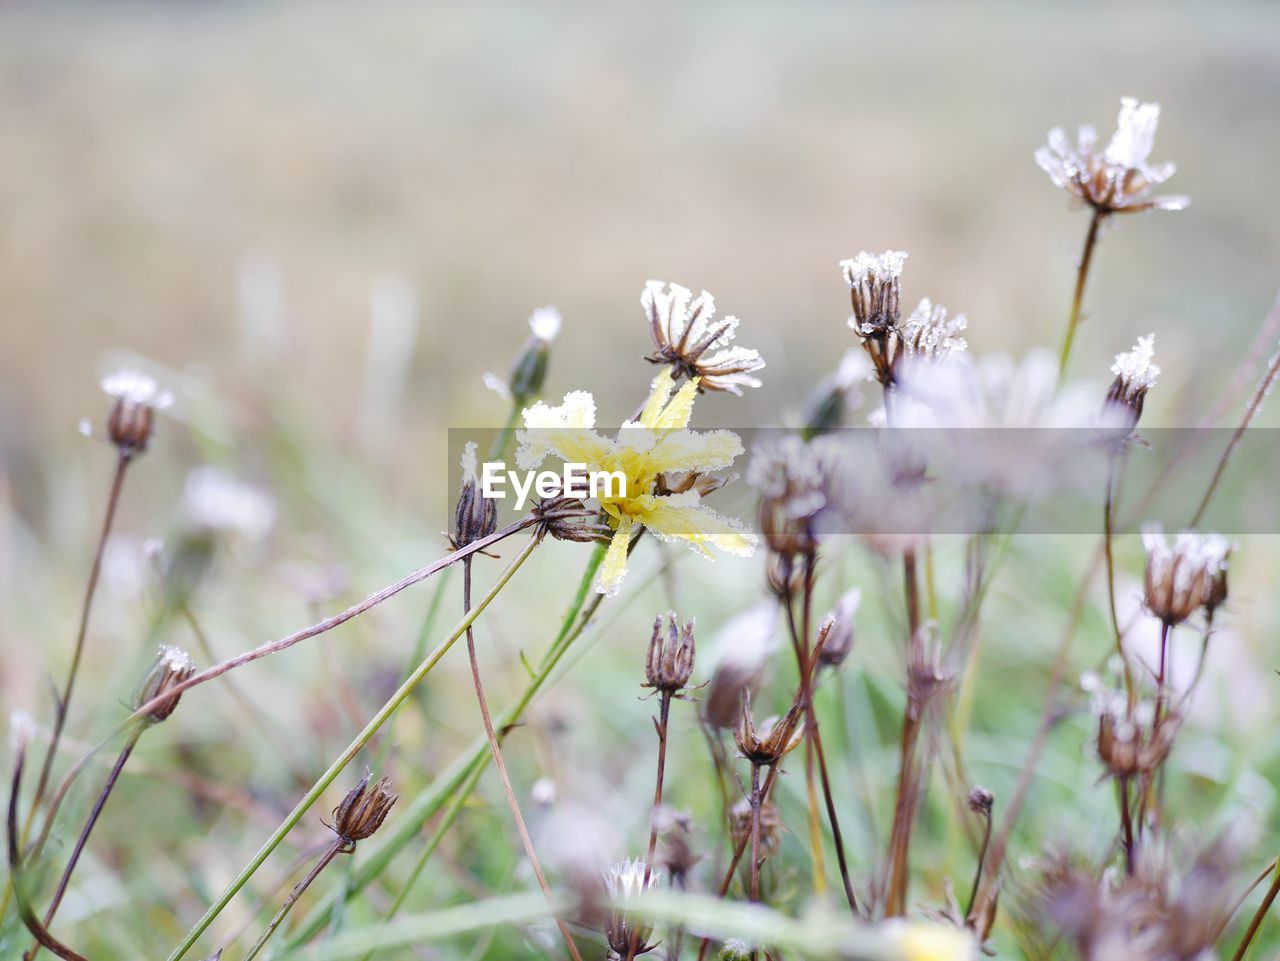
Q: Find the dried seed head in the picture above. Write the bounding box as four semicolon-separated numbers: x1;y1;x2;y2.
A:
734;691;803;766
531;493;612;544
748;435;837;559
1141;526;1231;625
841;251;908;386
602;858;659;957
968;786;994;816
1104;334;1160;433
1035;97;1187;216
135;645;196;723
1092;692;1177;781
701;604;777;729
642;280;764;395
452;442;498;549
816;588;860;669
102;370;174;456
729;797;783;855
901;298;968;363
644;612;696;694
332;773;398;846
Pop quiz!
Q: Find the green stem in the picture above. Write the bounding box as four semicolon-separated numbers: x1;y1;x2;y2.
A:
243;839;347;961
286;541;607;952
1057;208;1103;380
165;536;539;961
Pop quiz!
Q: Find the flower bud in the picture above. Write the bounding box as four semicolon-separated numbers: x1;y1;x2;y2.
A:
1103;335;1159;436
453;442;497;549
531;494;611;543
102;370;174;456
1142;526;1230;626
509;306;561;404
734;691;803;766
135;645;196;723
816;588;860;669
602;858;659;958
332;773;397;846
644;612;695;694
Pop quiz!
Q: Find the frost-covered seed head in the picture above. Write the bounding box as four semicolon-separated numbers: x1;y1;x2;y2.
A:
453;441;497;549
1035;97;1187;215
642;280;764;395
645;612;696;693
902;298;968;362
602;858;659;956
135;645;197;722
1105;334;1160;431
101;369;174;454
1142;525;1232;625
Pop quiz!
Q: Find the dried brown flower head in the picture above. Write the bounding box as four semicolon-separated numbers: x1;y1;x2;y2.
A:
842;250;907;386
1104;334;1160;435
452;442;498;550
815;588;860;670
734;691;803;766
729;797;783;855
331;773;397;847
1035;98;1188;216
1141;526;1231;626
967;786;994;816
642;281;763;395
701;604;776;729
645;612;696;695
602;858;660;958
531;493;612;544
135;645;196;723
102;370;173;456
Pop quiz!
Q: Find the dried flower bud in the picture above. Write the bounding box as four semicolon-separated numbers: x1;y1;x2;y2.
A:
701;604;776;729
602;858;659;958
642;280;764;395
332;773;397;846
102;370;174;456
645;612;696;694
135;645;196;723
1142;526;1231;626
1104;334;1159;435
968;786;994;816
531;494;611;543
841;250;908;386
1096;705;1176;780
734;691;803;766
729;797;783;855
453;442;497;549
816;588;860;670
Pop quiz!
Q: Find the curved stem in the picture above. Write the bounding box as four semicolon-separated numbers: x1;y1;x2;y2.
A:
1232;858;1280;961
30;723;144;960
1057;209;1103;379
165;535;538;961
462;558;583;961
243;838;347;961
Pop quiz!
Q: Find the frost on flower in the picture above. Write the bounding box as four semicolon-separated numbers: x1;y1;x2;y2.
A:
902;298;968;362
102;370;175;410
483;305;562;402
602;857;659;900
1111;333;1160;391
1142;525;1232;625
182;467;277;541
642;280;764;394
1035;97;1187;215
516;368;755;596
528;305;562;342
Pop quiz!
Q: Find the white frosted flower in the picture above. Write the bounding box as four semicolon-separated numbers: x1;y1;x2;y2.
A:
902;298;968;362
1142;525;1232;624
602;857;659;900
1035;97;1187;214
528;305;562;342
182;467;277;541
642;280;764;394
1111;333;1160;392
102;370;175;410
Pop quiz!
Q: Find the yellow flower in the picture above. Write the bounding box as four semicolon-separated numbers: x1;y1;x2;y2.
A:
517;369;755;595
882;922;977;961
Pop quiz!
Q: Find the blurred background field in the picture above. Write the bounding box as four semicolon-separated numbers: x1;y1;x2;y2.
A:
2;2;1280;958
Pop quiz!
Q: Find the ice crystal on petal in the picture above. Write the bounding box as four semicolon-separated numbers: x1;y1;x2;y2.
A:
1111;334;1160;391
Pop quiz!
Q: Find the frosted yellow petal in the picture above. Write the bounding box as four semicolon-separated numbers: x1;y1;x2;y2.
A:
638;368;676;428
639;496;756;559
649;377;700;430
597;516;635;596
646;428;742;473
515;427;613;470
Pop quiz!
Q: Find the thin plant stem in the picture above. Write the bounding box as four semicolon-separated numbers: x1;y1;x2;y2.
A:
165;535;538;961
1057;208;1104;379
626;690;672;961
884;547;923;917
748;762;764;906
29;723;145;960
1190;337;1280;527
286;541;610;952
964;803;993;919
1232;857;1280;961
24;452;131;849
1103;449;1136;708
462;557;583;961
243;837;348;961
1118;777;1136;877
37;518;535;853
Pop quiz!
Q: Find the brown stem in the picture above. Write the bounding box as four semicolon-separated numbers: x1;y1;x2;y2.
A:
1103;451;1136;709
625;692;672;961
31;516;536;861
1057;208;1103;379
243;837;347;961
1232;860;1280;961
1118;777;1136;877
885;549;923;917
462;559;583;961
965;803;993;919
749;762;764;904
29;723;144;959
28;452;131;825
